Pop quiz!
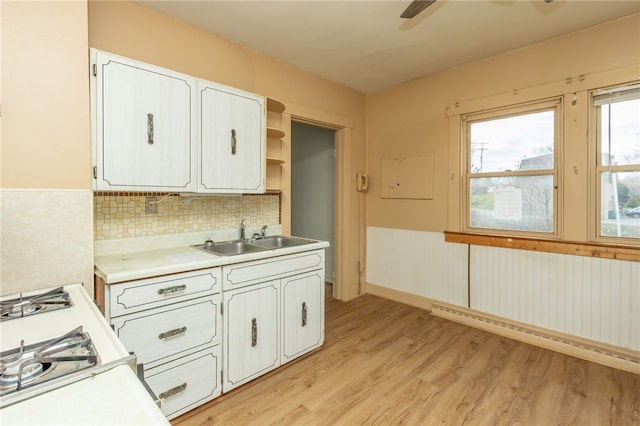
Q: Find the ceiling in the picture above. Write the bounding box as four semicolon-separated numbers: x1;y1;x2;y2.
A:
135;1;640;93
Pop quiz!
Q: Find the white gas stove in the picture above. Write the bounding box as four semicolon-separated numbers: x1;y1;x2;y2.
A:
0;283;168;424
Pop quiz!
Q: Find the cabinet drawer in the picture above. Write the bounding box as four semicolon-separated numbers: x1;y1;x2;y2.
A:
223;250;324;290
112;295;221;368
145;346;221;420
109;268;221;317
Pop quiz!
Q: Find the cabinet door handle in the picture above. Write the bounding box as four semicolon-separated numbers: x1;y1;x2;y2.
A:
159;382;187;399
158;326;187;340
302;302;308;327
251;317;257;347
157;284;186;295
147;113;154;145
231;129;237;155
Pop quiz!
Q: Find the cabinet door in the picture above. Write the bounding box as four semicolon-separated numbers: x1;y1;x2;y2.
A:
198;82;265;193
281;271;325;363
94;51;196;191
223;281;279;391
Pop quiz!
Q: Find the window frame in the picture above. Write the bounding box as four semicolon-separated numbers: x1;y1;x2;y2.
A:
590;82;640;245
461;98;563;238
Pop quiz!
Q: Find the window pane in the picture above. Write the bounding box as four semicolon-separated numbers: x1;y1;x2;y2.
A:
600;99;640;166
470;175;554;233
600;171;640;239
470;110;554;173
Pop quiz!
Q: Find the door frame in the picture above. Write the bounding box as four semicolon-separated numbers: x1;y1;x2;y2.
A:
282;103;358;300
290;120;336;284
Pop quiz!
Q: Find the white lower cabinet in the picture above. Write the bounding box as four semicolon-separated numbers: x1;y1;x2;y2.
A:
223;280;280;391
222;249;325;393
98;249;325;420
145;346;222;420
99;267;222;421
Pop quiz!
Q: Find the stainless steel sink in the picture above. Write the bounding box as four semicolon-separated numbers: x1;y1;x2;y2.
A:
197;241;267;256
194;235;315;256
250;236;312;249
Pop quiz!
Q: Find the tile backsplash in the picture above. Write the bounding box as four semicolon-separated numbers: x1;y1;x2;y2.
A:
94;192;280;240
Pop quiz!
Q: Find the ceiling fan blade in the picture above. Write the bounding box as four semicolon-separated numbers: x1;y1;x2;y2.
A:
400;0;437;19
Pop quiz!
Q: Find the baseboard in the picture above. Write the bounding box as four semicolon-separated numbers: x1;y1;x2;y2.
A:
365;283;434;311
431;301;640;375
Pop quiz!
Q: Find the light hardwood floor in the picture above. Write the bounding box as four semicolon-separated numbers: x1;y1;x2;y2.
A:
174;294;640;425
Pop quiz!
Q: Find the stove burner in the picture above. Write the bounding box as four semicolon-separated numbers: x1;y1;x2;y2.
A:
5;304;40;318
1;361;48;385
0;327;99;396
0;287;72;321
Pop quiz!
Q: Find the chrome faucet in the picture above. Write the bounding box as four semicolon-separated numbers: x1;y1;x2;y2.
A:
261;225;268;238
240;219;246;240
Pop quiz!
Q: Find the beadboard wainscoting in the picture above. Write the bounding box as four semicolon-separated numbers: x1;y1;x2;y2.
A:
366;226;639;372
468;245;640;351
365;227;469;308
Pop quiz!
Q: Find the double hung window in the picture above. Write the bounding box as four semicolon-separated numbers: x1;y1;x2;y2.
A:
593;83;640;241
464;99;560;235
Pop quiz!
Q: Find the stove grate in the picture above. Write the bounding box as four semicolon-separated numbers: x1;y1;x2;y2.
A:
0;287;72;321
0;326;99;396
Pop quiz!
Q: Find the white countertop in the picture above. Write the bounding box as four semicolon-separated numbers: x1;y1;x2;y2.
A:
0;364;169;425
95;237;329;284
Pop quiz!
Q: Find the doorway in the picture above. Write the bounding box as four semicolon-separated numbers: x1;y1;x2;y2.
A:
291;121;335;284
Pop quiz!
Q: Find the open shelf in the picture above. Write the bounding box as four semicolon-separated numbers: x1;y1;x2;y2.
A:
267;157;285;165
266;97;285;114
267;127;286;139
265;97;286;194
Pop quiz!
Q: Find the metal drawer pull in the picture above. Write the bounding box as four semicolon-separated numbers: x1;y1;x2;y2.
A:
157;284;186;295
158;326;187;340
251;318;257;347
302;302;308;327
147;113;154;145
231;129;237;155
159;382;187;399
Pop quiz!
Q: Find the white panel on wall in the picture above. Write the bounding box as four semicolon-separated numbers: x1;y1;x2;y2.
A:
1;189;94;297
366;227;468;306
470;246;640;350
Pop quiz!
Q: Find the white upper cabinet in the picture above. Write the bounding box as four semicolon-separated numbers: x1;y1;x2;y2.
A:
198;82;265;193
91;49;265;193
92;50;196;192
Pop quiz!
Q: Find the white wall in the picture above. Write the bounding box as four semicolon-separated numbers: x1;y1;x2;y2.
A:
1;2;93;296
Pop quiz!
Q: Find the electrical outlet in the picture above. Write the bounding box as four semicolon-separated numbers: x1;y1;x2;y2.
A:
145;197;158;214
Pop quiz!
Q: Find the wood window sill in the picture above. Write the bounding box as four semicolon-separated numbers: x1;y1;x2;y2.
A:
444;231;640;262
